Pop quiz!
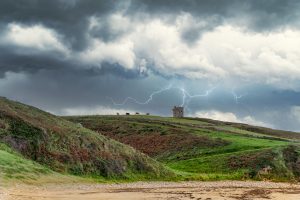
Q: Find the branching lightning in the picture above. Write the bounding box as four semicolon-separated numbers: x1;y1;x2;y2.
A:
108;84;173;106
231;89;247;104
108;85;216;111
178;86;216;113
230;88;253;117
108;82;257;121
179;86;216;106
109;85;251;115
108;85;254;117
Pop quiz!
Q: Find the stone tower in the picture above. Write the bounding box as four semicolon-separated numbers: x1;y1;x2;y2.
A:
172;106;184;118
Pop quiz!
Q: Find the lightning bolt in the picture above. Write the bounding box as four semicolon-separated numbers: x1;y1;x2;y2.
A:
180;88;187;107
230;88;254;118
178;86;216;113
108;84;173;106
108;84;258;120
231;89;247;104
108;85;216;109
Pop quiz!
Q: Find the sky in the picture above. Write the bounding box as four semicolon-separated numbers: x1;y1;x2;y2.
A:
1;0;300;131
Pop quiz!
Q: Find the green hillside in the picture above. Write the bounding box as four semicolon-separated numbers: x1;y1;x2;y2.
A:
0;143;50;180
67;115;300;181
0;97;173;182
1;96;299;183
0;143;91;185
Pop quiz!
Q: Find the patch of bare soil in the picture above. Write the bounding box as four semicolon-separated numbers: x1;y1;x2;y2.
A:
2;181;300;200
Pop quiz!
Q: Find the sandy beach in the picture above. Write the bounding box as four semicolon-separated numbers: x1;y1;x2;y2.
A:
1;181;300;200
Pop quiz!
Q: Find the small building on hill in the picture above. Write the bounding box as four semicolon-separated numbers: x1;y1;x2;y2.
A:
172;106;184;118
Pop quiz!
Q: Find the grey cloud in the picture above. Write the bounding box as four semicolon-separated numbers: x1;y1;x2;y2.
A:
1;0;299;51
0;0;300;76
89;15;131;43
0;44;143;78
129;0;300;28
0;0;136;76
129;0;300;42
0;45;70;77
0;0;120;50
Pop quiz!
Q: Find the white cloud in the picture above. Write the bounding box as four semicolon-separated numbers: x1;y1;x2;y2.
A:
83;13;300;89
193;110;269;127
4;13;300;90
136;21;300;88
80;14;135;69
2;23;69;54
82;14;300;89
130;19;226;79
80;38;135;69
60;106;139;116
200;26;300;89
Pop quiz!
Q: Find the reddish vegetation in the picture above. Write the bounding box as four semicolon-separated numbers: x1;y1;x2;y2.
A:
192;117;300;140
228;150;276;178
105;133;225;157
228;150;275;170
78;120;229;158
0;121;5;129
0;98;172;178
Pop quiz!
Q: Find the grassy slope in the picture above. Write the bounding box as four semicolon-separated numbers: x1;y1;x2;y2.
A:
67;115;300;181
0;143;77;185
0;97;173;183
0;143;50;180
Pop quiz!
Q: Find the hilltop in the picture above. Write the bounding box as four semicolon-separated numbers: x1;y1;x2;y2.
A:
0;97;173;183
67;115;300;181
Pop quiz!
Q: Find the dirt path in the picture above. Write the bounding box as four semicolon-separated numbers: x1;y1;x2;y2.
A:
1;181;300;200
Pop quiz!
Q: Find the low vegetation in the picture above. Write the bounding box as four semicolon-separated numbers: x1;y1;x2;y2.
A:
0;143;50;181
67;115;300;181
0;97;173;183
0;96;299;183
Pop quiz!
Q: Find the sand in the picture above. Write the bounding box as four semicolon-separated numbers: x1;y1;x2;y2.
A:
1;181;300;200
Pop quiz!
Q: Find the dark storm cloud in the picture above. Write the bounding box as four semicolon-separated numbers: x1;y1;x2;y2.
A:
129;0;300;29
0;0;120;50
0;44;71;77
88;16;130;43
1;0;299;53
129;0;300;42
0;0;127;76
0;45;142;79
0;0;138;76
0;0;300;75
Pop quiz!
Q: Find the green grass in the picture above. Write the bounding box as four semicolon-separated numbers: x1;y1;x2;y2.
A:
0;97;175;183
165;126;294;180
67;115;300;181
0;143;51;181
1;96;300;183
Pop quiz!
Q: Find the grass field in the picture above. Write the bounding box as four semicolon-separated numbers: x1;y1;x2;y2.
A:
67;115;300;181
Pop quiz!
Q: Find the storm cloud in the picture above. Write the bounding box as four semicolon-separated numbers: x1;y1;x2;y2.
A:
1;0;300;131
